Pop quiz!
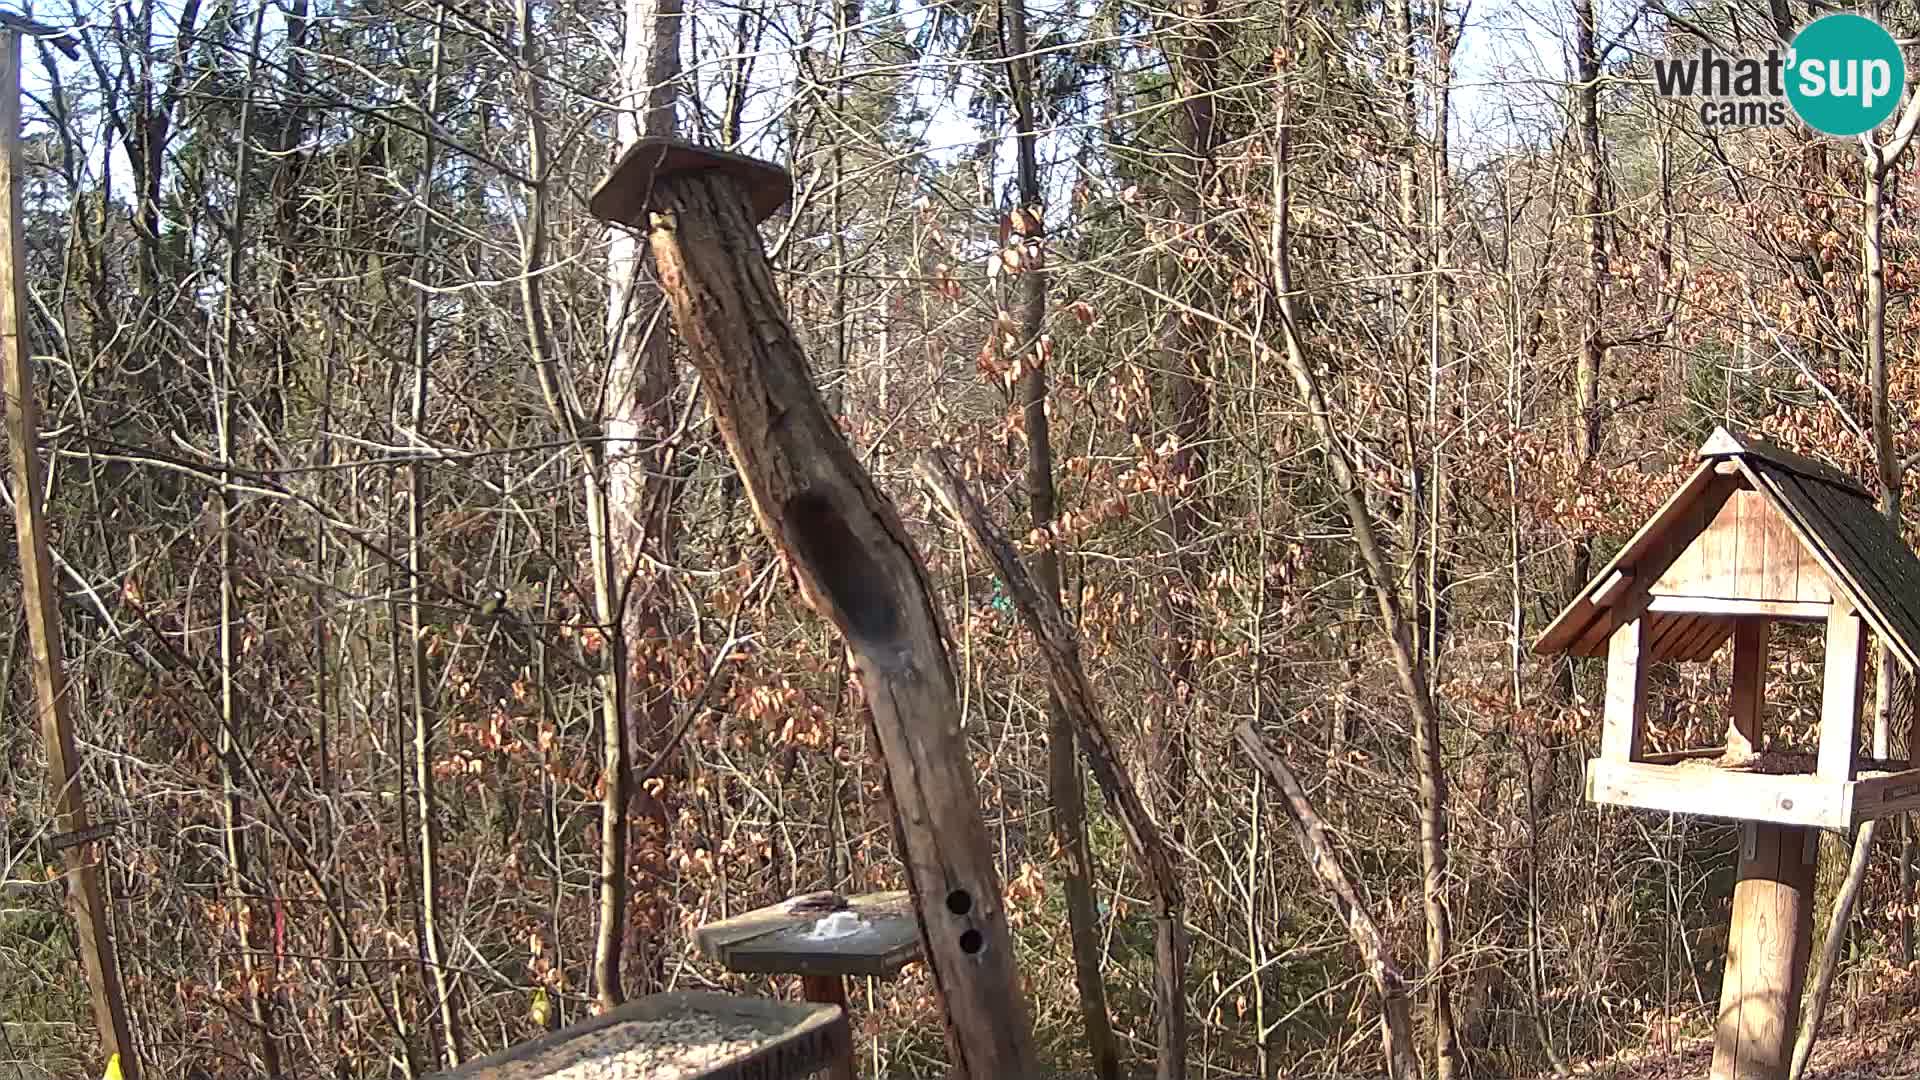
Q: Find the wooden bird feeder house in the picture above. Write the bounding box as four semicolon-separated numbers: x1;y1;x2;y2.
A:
1537;426;1920;1080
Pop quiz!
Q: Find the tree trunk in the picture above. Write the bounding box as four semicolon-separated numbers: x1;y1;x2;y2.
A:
597;0;685;1007
1792;116;1920;1080
217;13;283;1075
1148;8;1219;1069
0;31;141;1078
1569;0;1608;596
1001;0;1118;1074
920;451;1185;1080
636;161;1040;1079
405;8;462;1065
1236;726;1422;1080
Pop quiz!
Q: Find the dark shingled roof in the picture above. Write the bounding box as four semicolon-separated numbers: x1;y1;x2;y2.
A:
1535;426;1920;672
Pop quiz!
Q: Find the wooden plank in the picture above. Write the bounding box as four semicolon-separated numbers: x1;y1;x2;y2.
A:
1646;596;1830;620
1668;616;1727;663
1683;623;1737;663
1698;494;1741;598
0;30;139;1080
1845;767;1920;824
1730;620;1769;755
1655;528;1708;597
1819;604;1867;782
1732;491;1768;599
1645;612;1696;658
1795;561;1836;604
1585;760;1848;829
1758;499;1812;601
1602;618;1650;762
1711;822;1817;1080
1593;570;1632;607
440;990;849;1080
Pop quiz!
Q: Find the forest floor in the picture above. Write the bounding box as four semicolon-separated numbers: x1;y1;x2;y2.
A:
1564;963;1920;1079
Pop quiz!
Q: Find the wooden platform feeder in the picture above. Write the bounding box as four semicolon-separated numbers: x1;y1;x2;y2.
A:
433;991;847;1079
1537;426;1920;1080
696;891;922;1080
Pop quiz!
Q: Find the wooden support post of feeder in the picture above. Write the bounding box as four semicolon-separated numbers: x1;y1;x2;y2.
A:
1712;609;1814;1080
1712;821;1816;1080
588;138;1040;1080
1818;599;1866;783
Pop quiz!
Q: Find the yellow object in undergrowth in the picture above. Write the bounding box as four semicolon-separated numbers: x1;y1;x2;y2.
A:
530;987;551;1028
102;1054;123;1080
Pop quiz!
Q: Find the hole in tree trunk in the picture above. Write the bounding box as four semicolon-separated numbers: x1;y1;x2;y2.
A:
946;889;973;916
783;492;900;647
959;929;984;955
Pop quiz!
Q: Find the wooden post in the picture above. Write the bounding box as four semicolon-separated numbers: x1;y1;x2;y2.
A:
1728;619;1768;757
590;138;1039;1079
1819;604;1866;781
1601;616;1649;762
799;977;855;1080
0;30;140;1080
1711;822;1816;1080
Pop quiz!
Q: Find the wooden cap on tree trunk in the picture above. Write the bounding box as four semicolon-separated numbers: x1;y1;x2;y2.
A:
589;137;793;227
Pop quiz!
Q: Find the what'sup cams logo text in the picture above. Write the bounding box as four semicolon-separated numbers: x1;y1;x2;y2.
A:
1653;13;1906;136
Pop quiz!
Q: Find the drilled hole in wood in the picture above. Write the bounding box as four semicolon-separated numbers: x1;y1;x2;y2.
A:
959;929;984;955
946;889;972;916
783;492;899;645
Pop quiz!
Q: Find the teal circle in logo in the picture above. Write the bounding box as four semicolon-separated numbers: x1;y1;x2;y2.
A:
1786;13;1905;137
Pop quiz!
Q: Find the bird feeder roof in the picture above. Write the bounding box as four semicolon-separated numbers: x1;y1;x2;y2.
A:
588;137;793;227
1535;426;1920;671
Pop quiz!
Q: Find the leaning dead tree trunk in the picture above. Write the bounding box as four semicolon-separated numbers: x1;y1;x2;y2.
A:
1235;726;1422;1080
589;138;1039;1079
917;451;1185;1080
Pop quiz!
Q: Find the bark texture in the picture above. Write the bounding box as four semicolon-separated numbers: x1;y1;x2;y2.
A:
641;169;1040;1079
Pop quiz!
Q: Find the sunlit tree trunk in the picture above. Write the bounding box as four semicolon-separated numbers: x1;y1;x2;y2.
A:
597;0;684;1007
